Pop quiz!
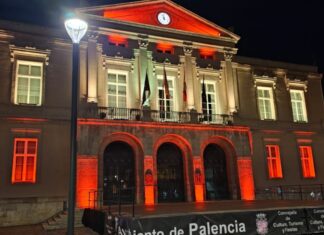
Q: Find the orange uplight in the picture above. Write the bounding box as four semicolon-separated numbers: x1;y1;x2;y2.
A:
199;48;215;60
237;158;255;200
195;185;204;202
107;35;128;47
77;157;98;208
156;43;174;54
193;158;204;202
145;186;155;205
144;157;155;205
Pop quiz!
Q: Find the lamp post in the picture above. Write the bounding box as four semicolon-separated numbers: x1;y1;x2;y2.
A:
64;18;88;235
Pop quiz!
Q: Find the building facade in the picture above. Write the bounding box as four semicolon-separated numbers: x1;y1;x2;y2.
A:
0;0;323;226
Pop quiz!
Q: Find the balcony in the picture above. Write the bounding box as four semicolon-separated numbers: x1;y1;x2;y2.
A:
85;107;233;125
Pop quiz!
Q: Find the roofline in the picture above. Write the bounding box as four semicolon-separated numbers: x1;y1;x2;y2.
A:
76;0;240;42
234;55;320;73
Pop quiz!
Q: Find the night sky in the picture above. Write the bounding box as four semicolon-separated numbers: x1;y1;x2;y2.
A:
0;0;323;74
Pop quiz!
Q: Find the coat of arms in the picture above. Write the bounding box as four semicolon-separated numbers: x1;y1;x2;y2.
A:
256;213;268;235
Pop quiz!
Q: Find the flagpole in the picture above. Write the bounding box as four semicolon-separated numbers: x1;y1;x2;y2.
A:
138;53;141;108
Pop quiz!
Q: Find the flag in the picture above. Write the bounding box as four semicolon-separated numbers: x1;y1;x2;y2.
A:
142;70;151;106
183;72;187;104
163;64;170;99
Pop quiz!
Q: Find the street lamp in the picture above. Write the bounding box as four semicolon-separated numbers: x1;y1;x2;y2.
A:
64;18;88;235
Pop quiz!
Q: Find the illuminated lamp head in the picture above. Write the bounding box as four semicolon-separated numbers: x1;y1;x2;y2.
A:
65;18;88;44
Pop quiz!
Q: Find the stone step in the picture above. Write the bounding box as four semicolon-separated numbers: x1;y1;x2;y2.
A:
42;209;84;231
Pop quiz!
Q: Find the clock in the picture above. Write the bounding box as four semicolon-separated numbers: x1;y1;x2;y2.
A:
157;12;171;25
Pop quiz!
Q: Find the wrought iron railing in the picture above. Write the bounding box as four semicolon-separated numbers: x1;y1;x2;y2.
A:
88;187;137;217
256;184;324;200
96;107;233;125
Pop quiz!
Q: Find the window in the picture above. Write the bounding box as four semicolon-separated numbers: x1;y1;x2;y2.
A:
14;60;43;105
157;75;174;120
107;71;127;108
266;145;283;179
290;90;308;122
12;138;38;183
299;146;315;178
257;87;276;120
201;80;218;122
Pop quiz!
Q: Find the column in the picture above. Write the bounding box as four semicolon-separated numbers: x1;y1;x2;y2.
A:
182;44;197;110
87;34;98;103
96;43;105;106
223;48;237;113
136;37;152;108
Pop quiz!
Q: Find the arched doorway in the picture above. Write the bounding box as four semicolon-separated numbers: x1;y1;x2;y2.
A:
103;142;135;205
203;144;230;200
157;143;185;202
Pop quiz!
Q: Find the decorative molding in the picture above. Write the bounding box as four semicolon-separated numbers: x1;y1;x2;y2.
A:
183;45;193;56
284;77;308;92
253;75;277;89
103;56;134;69
138;38;149;49
87;32;99;42
0;30;14;41
197;68;221;81
223;48;236;62
9;45;51;65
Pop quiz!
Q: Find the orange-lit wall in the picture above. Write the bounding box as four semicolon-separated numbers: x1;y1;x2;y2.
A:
103;3;220;37
193;157;204;202
237;157;255;200
77;157;98;208
144;156;155;205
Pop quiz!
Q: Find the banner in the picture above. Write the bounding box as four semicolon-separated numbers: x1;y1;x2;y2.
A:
107;207;324;235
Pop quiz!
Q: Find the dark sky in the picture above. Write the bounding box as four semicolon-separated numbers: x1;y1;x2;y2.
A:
0;0;323;74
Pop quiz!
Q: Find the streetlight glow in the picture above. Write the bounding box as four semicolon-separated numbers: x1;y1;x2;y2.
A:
65;18;88;44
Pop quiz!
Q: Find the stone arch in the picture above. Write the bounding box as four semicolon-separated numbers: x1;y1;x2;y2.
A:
153;134;194;202
98;132;144;204
201;136;240;199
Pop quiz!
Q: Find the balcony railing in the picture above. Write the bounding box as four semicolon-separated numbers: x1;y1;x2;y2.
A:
96;107;233;125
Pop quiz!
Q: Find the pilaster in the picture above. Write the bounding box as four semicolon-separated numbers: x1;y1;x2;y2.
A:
222;48;237;113
182;43;197;110
87;34;98;103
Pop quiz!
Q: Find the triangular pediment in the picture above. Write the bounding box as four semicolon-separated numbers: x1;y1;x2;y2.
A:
79;0;239;41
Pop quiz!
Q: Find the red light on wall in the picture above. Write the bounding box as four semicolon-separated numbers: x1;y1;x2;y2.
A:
237;158;255;200
107;35;128;47
193;158;204;202
156;43;174;54
199;48;215;60
145;186;155;205
77;157;98;208
144;157;155;205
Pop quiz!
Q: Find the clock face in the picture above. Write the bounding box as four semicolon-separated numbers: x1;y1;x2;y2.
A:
157;12;171;25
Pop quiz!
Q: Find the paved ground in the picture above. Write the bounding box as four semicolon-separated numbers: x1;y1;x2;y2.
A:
1;200;324;235
0;225;98;235
105;199;324;218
